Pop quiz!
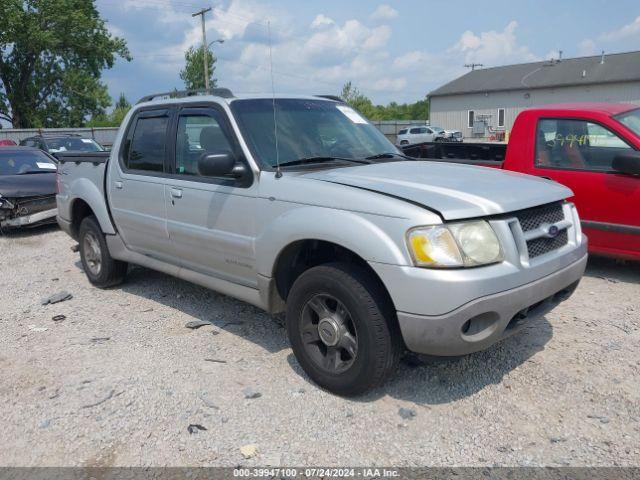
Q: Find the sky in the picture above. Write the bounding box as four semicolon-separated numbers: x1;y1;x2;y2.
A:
53;0;640;108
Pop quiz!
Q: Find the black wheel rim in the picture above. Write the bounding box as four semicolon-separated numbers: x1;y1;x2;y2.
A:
300;293;358;374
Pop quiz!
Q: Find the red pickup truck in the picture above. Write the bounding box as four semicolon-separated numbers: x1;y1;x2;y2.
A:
403;103;640;261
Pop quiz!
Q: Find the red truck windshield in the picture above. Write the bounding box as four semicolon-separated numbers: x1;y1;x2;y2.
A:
615;108;640;137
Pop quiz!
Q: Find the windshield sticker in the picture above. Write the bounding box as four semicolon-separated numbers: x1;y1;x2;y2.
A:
81;139;93;143
336;105;367;124
37;162;56;169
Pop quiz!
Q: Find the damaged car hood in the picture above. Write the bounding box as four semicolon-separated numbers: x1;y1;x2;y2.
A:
304;161;572;220
0;173;56;197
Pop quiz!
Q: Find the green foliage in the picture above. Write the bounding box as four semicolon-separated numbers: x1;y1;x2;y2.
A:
179;45;217;90
339;81;429;121
0;0;130;128
86;92;131;127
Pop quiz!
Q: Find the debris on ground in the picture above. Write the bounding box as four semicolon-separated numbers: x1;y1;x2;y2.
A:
398;407;417;420
40;291;73;306
81;389;116;409
242;387;262;399
187;424;207;434
27;325;48;332
240;444;258;459
90;337;110;344
52;315;66;322
184;320;212;330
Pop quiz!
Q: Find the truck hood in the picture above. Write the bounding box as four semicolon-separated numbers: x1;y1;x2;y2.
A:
304;161;572;220
0;173;57;198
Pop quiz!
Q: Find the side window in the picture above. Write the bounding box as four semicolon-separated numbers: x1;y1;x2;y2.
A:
535;118;633;171
409;128;421;134
468;110;475;128
125;114;169;172
175;112;233;176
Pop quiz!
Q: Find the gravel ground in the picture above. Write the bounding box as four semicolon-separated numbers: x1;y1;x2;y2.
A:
0;225;639;467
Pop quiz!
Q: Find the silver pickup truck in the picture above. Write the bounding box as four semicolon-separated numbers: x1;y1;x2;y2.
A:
56;89;588;395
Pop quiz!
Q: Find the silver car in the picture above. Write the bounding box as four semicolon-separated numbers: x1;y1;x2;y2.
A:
56;91;587;395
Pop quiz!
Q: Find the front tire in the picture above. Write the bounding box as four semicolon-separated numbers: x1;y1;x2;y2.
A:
78;216;127;288
286;263;401;396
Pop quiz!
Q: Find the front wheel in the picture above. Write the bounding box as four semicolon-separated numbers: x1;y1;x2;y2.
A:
78;216;128;288
286;263;402;396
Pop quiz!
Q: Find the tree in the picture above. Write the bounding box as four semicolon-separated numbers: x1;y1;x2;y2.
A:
339;82;429;121
0;0;130;128
180;46;217;90
86;92;131;127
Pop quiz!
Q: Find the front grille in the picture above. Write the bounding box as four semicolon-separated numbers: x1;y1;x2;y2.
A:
526;230;568;258
511;202;569;259
514;202;564;232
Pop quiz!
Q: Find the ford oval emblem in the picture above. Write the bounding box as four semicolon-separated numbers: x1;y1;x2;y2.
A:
547;225;559;238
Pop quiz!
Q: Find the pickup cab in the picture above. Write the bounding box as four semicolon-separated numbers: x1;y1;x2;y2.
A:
56;90;587;395
404;103;640;261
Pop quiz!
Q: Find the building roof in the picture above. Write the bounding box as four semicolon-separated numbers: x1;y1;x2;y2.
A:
429;51;640;97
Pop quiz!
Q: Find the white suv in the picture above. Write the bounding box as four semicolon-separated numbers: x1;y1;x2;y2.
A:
396;125;443;146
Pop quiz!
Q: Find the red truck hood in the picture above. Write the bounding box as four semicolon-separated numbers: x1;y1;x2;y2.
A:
306;161;573;220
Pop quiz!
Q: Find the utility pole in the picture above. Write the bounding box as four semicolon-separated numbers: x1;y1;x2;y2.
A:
192;7;212;91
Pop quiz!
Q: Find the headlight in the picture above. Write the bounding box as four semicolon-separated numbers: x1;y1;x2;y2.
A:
407;221;503;268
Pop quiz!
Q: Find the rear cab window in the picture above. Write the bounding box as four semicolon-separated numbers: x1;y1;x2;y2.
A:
122;110;171;173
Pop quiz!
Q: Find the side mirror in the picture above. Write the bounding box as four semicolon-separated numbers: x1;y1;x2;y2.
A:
612;152;640;176
197;151;245;178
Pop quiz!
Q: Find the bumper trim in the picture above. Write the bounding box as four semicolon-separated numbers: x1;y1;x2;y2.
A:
1;208;57;227
397;253;587;356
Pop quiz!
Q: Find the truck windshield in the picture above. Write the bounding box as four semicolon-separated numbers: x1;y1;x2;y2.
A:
616;108;640;137
230;98;399;168
0;150;57;175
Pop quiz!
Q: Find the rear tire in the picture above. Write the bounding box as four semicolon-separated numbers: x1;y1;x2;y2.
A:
78;216;127;288
286;263;402;396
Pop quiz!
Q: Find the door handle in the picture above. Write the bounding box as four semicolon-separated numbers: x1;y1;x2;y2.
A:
114;181;123;189
170;187;183;199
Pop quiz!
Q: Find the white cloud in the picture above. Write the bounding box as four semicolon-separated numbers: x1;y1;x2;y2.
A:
451;21;539;66
311;14;335;29
578;39;597;56
599;16;640;42
370;5;399;22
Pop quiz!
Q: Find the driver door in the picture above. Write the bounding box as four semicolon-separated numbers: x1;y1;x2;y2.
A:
165;106;259;288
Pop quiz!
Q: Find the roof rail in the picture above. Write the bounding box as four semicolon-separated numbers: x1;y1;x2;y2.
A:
137;88;234;104
315;95;344;102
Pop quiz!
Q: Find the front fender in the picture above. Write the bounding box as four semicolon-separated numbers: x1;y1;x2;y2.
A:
255;206;408;277
68;177;115;235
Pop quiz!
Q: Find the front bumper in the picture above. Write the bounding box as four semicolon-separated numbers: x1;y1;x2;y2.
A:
0;207;57;228
396;253;587;356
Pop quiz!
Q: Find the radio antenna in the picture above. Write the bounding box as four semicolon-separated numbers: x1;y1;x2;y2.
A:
268;21;282;179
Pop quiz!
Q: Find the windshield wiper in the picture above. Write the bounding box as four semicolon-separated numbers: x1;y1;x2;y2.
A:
365;152;415;161
278;156;371;168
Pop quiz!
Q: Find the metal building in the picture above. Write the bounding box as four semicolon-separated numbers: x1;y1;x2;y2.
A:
428;50;640;140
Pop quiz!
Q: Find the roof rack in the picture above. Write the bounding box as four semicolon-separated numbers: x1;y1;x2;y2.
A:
315;95;344;102
137;88;234;104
